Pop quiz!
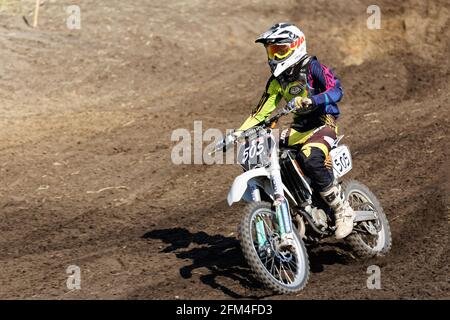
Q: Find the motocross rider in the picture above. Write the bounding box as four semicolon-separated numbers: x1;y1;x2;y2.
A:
237;23;355;239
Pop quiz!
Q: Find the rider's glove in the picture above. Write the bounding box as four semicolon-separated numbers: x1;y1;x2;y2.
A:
287;97;314;113
223;133;234;147
232;130;243;139
222;130;242;151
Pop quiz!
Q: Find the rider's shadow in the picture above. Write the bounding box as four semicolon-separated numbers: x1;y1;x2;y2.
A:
142;227;274;299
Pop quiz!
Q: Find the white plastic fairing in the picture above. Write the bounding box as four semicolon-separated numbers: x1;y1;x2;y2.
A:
227;167;270;206
330;145;352;178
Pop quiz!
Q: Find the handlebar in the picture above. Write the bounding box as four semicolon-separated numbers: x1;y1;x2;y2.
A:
210;104;296;155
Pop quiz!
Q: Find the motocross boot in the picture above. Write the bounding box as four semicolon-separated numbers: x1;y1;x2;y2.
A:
320;183;355;239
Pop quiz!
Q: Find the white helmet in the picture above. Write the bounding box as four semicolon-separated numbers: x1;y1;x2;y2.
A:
255;23;307;77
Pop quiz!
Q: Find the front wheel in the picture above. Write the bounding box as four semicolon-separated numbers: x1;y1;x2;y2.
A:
341;180;392;258
238;202;310;294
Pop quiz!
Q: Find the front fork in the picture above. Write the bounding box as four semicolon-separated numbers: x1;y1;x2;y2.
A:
251;148;293;247
271;146;293;239
253;187;292;248
250;184;268;247
250;174;293;247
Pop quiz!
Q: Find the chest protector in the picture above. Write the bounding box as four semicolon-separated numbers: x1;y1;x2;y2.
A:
278;56;331;132
277;56;313;101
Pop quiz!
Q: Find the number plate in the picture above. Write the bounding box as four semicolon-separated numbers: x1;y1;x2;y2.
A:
330;145;352;178
237;134;274;171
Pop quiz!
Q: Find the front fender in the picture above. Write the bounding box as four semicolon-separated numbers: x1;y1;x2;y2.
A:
227;167;270;206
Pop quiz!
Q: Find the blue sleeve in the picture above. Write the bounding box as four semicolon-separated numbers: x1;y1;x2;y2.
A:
309;59;343;110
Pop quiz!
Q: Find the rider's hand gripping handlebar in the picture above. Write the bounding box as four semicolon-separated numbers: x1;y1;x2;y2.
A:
210;104;297;155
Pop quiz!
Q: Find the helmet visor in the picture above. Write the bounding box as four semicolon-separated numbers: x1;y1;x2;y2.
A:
265;43;292;60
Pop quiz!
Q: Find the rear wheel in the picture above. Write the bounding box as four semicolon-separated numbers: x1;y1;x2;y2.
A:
239;202;310;294
341;180;392;258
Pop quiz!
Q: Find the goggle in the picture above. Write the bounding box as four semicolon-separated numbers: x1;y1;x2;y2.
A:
265;43;293;60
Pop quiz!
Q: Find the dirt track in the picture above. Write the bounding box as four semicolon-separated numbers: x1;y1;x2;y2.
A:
0;0;449;299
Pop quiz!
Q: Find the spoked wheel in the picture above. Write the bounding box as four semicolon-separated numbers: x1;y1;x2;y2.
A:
341;180;392;258
239;202;309;294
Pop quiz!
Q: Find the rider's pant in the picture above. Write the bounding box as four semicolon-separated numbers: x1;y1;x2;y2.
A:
280;124;337;192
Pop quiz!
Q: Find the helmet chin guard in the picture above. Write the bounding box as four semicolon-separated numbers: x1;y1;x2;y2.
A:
256;23;307;77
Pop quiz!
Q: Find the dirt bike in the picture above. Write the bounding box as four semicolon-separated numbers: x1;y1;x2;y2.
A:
211;105;392;294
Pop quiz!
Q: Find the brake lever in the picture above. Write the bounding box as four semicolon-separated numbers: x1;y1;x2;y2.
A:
208;132;237;155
